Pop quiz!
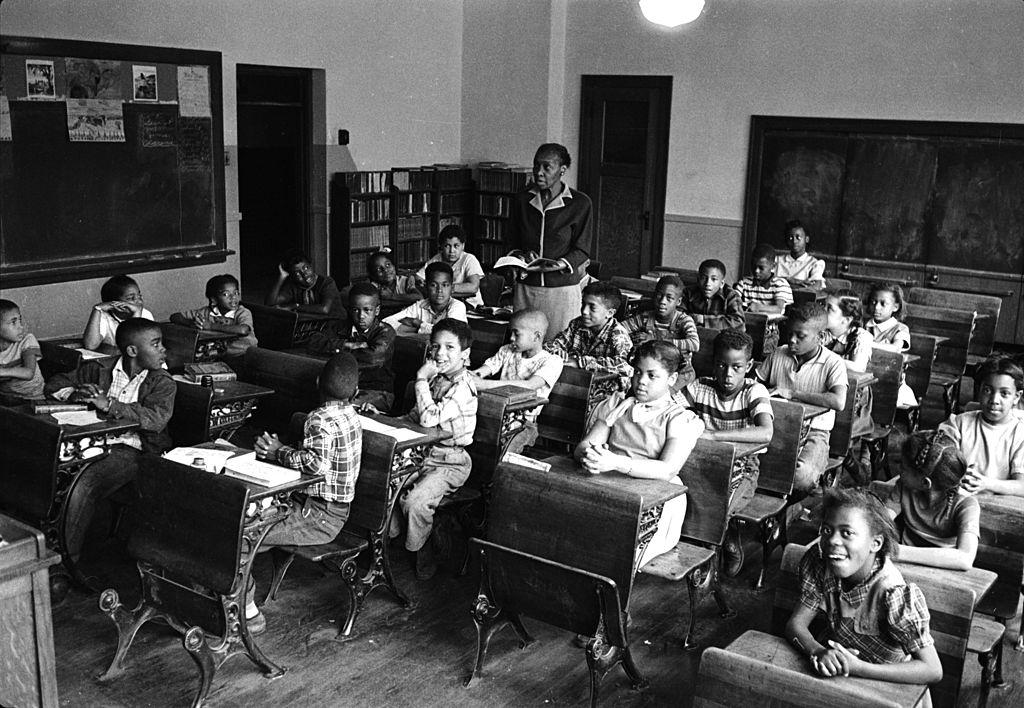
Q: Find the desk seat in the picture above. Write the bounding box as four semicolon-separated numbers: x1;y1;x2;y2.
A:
641;542;714;581
287;532;370;564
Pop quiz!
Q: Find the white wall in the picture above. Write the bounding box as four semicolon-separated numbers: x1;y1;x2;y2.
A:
1;0;464;337
559;0;1024;276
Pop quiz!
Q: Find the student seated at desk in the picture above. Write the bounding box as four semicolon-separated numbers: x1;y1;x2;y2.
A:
756;302;848;494
776;219;826;289
265;250;345;318
415;224;484;307
471;308;563;453
370;318;477;581
344;283;397;412
823;290;873;372
44;318;176;568
679;258;744;331
681;330;774;520
546;281;633;391
734;243;794;315
786;488;942;686
0;299;45;403
383;262;468;335
938;356;1024;497
366;249;418;301
865;282;911;351
169;274;257;362
871;431;979;572
621;274;699;389
251;353;362;634
83;274;155;350
574;341;703;567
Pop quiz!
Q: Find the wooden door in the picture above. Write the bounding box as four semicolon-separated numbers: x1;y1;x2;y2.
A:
579;76;671;279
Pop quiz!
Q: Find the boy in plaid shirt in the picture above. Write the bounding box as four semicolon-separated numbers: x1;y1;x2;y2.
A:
680;259;745;331
622;274;699;388
546;281;633;391
734;243;794;314
253;352;362;633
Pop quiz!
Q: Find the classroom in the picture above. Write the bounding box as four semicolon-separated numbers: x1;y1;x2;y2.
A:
1;1;1023;707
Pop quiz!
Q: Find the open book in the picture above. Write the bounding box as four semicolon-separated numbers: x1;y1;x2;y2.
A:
492;252;563;272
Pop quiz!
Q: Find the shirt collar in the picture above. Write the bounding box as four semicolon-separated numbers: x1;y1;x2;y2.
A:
528;184;573;214
113;356;148;382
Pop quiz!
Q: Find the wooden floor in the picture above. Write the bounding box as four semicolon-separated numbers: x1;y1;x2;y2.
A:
52;533;1023;708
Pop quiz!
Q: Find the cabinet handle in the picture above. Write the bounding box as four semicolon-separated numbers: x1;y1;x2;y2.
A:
928;273;939;284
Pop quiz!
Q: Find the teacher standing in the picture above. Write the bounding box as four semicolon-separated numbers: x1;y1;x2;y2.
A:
508;143;593;341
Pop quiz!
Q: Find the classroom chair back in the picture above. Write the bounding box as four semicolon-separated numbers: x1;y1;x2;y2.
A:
0;407;62;523
741;312;775;362
242;347;324;433
678;438;735;547
168;380;215;446
691;327;718;379
243;301;298;351
867;346;903;429
160;322;202;371
536;366;599;447
38;339;83;380
773;543;977;708
478;272;505;307
974;495;1024;624
467;317;508;370
903;303;976;378
906;287;1002;360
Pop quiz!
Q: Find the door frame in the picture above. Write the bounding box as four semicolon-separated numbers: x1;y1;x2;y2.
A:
578;75;672;273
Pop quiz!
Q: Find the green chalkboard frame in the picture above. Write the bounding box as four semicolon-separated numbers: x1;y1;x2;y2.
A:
742;115;1024;274
0;35;229;287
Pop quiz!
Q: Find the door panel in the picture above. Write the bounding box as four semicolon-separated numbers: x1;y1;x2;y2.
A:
597;175;645;278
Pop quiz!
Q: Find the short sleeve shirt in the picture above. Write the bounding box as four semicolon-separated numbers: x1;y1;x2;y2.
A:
682;377;774;432
95;307;155;347
481;344;564;421
592;392;704;461
823;327;874;373
176;304;258;357
938;410;1024;481
734;275;794;307
756;345;847;431
383;297;468;334
876;479;981;548
0;333;45;399
777;252;826;283
866;318;912;351
416;253;485;307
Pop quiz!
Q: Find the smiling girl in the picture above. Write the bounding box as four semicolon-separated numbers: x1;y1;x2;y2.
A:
787;488;942;687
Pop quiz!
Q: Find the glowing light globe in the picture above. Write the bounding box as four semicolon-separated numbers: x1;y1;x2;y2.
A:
639;0;705;28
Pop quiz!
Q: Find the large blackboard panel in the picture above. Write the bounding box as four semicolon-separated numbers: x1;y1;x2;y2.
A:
927;139;1024;273
838;138;936;262
0;36;227;287
749;132;847;253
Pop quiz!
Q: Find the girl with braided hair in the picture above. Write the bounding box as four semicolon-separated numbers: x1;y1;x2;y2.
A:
871;430;980;571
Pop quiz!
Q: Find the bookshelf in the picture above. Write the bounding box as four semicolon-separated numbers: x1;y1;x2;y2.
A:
475;163;531;265
330;170;392;285
392;166;434;269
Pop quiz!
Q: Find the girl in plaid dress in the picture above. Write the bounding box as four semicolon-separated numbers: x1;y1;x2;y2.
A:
786;488;942;687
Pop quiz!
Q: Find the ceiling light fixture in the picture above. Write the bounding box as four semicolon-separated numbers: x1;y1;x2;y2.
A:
639;0;705;28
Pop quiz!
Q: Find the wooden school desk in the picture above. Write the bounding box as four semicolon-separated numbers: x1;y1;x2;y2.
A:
160;322;237;370
170;378;276;444
1;405;139;589
37;338;118;379
96;448;326;704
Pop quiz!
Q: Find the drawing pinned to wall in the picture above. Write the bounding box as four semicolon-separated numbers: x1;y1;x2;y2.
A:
0;97;11;141
26;60;55;99
177;65;210;117
65;58;123;99
66;99;126;142
133;65;157;101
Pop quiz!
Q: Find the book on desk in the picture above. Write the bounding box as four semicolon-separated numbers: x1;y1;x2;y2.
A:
481;384;537;404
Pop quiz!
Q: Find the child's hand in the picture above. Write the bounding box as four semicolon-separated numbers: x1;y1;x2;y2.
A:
960;463;988;494
192;312;206;330
277;262;290;279
399;317;422;330
88;392;111;413
254;432;283;460
773;386;793;400
825;640;862;676
416;360;439;382
358;403;381;415
691;313;705;325
810;646;848;677
341;340;364;350
580;443;618;474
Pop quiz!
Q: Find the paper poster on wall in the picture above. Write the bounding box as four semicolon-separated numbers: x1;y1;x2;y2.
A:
133;65;158;101
0;97;11;141
177;65;210;117
65;58;123;99
26;60;56;99
66;99;126;142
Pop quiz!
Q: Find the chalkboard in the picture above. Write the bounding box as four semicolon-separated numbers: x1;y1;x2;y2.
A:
0;36;227;286
743;117;1024;275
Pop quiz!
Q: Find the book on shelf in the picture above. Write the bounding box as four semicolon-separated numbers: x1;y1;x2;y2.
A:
438;215;463;230
350;224;391;250
345;170;391;194
478;218;508;240
399;191;431;215
476;165;531;192
478;193;510;217
479;241;506;265
431;164;472;189
397;214;430;241
440;191;472;213
349;196;390;222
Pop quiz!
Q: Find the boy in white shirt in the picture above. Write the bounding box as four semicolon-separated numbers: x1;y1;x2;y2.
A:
776;220;826;289
415;224;484;307
384;262;468;335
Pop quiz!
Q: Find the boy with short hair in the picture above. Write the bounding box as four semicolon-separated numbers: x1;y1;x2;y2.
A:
44;318;176;569
415;224;484;307
734;243;794;314
545;281;633;390
252;352;362;633
776;220;826;288
343;282;397;412
397;318;478;580
0;299;45;403
266;250;344;318
622;275;699;388
680;259;745;331
170;273;257;359
756;302;848;494
384;261;468;334
472;308;564;452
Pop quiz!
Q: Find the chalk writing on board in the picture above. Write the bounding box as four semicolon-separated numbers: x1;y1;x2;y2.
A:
177;117;211;170
139;111;176;147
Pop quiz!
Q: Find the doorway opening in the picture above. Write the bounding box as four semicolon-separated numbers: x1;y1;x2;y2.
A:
578;75;672;278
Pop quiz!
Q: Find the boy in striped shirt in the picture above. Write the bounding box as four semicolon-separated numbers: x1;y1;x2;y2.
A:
734;243;794;314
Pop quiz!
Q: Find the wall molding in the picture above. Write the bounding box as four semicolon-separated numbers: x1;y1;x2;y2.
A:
664;213;742;228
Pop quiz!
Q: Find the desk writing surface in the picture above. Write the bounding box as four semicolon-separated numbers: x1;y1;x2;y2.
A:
19;404;139;440
361;413;449;451
543;455;687;511
196;330;238;344
723;440;769;458
976;495;1024;554
190;441;324;502
209;380;275;405
897;562;997;600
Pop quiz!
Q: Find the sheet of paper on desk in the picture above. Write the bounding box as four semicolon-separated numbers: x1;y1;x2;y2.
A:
224;452;300;486
164;447;239;469
358;415;424;441
74;348;108;360
51;410;104;426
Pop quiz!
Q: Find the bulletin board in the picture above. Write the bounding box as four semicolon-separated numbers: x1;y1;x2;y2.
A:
0;36;228;287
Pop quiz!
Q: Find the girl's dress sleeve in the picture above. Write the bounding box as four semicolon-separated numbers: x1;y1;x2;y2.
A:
884;583;934;655
797;550;825;612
